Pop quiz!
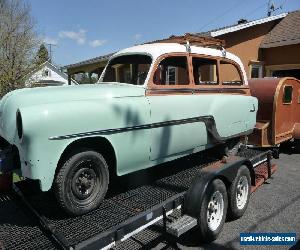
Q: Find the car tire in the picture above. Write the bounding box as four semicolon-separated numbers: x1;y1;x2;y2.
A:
54;149;109;216
227;165;251;220
196;179;228;243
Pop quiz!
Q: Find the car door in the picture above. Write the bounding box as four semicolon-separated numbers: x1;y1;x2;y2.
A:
146;55;208;161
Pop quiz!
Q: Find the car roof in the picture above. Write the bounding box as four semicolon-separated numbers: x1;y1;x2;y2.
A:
110;43;248;85
113;43;242;65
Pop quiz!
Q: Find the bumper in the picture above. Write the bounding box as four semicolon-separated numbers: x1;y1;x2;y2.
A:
0;147;14;173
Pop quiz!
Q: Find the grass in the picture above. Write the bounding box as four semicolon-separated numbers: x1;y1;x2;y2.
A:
13;173;22;182
0;171;22;183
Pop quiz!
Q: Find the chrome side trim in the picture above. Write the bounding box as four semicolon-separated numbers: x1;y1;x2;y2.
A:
49;115;252;142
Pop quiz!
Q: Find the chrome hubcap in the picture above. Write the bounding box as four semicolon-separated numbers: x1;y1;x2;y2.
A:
236;176;249;209
207;191;224;231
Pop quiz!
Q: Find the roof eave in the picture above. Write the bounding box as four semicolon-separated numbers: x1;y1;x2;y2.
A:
210;12;288;37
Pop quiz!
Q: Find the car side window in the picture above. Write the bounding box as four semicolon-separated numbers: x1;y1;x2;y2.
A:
192;57;218;85
283;85;293;104
153;56;189;85
219;61;243;85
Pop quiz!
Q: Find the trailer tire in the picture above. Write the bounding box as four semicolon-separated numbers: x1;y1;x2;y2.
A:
54;149;109;216
196;179;228;243
294;139;300;153
227;165;251;220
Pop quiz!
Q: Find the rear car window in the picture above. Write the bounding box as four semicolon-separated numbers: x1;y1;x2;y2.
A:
219;61;243;85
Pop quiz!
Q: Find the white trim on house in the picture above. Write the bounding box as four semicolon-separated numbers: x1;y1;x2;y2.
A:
24;61;78;86
210;13;288;37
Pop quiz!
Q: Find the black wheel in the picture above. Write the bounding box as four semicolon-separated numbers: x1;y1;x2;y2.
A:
294;139;300;153
272;147;280;159
54;149;109;216
227;165;251;220
196;179;228;243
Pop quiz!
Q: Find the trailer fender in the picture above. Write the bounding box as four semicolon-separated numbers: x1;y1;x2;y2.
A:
184;158;254;218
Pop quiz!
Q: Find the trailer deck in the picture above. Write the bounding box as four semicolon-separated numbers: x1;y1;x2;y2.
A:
0;149;276;250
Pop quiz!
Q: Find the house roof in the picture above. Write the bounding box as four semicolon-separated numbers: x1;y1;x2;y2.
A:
24;61;78;84
63;11;297;71
196;12;287;37
64;53;113;70
260;10;300;48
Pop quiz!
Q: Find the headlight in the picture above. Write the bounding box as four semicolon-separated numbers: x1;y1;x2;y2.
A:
16;110;23;139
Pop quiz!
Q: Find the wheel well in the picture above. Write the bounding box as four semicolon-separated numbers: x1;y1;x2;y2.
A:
242;162;256;186
57;137;117;177
212;161;255;188
215;175;231;189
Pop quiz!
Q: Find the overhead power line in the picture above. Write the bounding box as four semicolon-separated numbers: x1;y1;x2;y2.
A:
198;0;249;32
197;0;289;33
244;2;269;19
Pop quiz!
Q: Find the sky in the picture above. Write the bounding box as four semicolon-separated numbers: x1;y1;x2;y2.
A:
28;0;300;67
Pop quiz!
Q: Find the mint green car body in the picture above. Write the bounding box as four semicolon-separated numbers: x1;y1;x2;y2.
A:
0;44;258;192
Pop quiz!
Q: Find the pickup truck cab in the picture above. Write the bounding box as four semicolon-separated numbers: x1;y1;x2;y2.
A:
0;36;258;215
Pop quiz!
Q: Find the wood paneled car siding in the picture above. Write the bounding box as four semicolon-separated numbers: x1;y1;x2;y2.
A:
146;52;250;96
248;77;300;146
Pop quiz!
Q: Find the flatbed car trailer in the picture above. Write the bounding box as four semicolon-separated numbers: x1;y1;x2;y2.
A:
0;148;276;250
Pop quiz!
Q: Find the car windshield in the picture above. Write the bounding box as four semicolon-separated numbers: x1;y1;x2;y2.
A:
100;54;152;85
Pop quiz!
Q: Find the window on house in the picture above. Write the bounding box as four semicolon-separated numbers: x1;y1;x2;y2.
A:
250;64;263;78
283;85;293;104
43;69;50;77
192;57;218;85
153;56;189;85
219;61;243;85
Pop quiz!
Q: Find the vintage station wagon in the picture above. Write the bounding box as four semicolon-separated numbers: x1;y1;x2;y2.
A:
0;36;258;215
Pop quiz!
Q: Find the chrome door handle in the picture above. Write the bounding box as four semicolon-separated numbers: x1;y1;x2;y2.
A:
250;104;256;112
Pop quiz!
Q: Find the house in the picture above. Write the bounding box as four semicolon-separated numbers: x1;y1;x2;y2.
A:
198;10;300;79
64;10;300;84
25;61;77;87
64;54;112;85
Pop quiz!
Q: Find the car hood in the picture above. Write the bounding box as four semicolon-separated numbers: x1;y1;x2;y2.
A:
0;83;145;108
0;83;146;143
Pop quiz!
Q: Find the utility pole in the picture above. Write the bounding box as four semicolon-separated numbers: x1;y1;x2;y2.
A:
46;43;57;63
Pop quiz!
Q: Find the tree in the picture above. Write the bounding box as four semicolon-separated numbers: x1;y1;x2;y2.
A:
0;0;39;97
76;73;98;84
36;43;49;66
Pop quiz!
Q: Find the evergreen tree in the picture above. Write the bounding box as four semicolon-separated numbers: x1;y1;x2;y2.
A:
36;44;49;65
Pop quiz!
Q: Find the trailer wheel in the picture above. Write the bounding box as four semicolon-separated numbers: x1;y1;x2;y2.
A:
295;139;300;153
227;165;251;220
54;149;109;216
196;179;228;243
